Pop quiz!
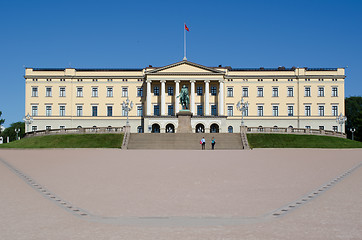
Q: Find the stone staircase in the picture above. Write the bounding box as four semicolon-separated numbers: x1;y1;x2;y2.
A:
127;133;244;150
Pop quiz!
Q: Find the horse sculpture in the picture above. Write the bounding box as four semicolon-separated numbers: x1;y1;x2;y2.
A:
177;85;190;110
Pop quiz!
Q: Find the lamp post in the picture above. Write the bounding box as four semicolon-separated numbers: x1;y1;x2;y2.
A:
23;113;33;133
350;128;356;140
15;128;20;140
236;97;249;126
122;97;133;126
336;113;347;133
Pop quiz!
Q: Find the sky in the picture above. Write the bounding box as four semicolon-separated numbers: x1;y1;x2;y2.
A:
0;0;361;127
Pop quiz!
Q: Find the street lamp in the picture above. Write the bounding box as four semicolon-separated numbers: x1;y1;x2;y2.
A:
336;113;347;133
349;128;356;140
236;97;249;126
23;113;33;133
15;128;20;140
122;97;133;126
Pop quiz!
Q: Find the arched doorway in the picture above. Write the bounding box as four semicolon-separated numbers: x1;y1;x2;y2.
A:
137;126;143;133
152;123;160;133
228;126;233;133
165;124;175;133
195;123;205;133
210;123;219;133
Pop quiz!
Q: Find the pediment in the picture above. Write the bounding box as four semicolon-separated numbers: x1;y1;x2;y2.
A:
146;61;224;74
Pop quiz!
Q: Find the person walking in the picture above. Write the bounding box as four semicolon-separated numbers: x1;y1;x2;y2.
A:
211;137;216;150
201;137;206;150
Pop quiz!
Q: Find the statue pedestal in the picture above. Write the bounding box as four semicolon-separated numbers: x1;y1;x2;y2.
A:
176;110;193;133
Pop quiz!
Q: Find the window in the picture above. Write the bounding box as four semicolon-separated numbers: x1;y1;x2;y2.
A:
319;106;325;116
197;105;203;116
153;86;159;96
107;106;113;116
59;87;66;97
227;106;233;116
59;106;65;116
137;126;143;133
305;126;311;129
154;105;160;116
92;106;98;116
319;126;324;130
227;87;233;97
122;107;127;116
333;126;338;132
272;87;278;97
46;87;52;97
137;106;143;116
32;106;38;116
107;87;113;97
257;87;263;97
168;86;174;96
243;106;249;116
288;106;294;116
60;126;65;129
46;106;52;116
46;126;51;130
318;87;325;97
332;106;338;116
258;106;263;116
287;87;294;97
92;87;98;97
122;87;128;97
32;87;38;97
242;87;249;97
332;87;338;97
137;87;143;97
168;105;174;116
77;106;83;116
228;126;233;133
211;105;217;116
32;126;37;131
305;87;311;97
77;87;83;97
197;86;203;96
272;106;279;116
305;106;311;116
211;86;217;96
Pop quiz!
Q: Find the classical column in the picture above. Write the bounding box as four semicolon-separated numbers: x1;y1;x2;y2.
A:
205;80;210;115
175;80;180;113
160;80;166;116
190;80;195;114
146;80;152;116
218;80;224;116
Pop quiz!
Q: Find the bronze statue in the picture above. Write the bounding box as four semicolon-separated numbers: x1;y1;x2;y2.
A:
177;85;190;110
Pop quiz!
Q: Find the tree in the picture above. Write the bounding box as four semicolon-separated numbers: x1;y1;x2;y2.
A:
0;111;4;134
345;96;362;141
0;121;25;142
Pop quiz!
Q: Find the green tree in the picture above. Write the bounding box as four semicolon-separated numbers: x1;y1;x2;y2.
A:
0;122;25;142
345;96;362;141
0;111;5;134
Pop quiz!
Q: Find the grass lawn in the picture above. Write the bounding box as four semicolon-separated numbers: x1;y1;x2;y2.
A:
247;133;362;148
0;134;123;148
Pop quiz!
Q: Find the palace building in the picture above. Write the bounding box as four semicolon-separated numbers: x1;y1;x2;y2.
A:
25;60;345;133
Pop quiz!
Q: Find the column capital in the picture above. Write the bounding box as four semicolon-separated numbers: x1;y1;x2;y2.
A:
174;80;181;83
204;80;210;83
190;80;196;83
160;80;166;83
146;79;152;83
218;79;225;83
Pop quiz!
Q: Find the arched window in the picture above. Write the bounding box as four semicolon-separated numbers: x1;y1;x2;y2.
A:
210;124;219;133
137;126;143;133
165;124;175;133
152;124;160;133
195;123;205;133
228;126;233;133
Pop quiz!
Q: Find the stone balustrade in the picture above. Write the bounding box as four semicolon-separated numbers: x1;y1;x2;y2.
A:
246;127;346;138
25;127;124;138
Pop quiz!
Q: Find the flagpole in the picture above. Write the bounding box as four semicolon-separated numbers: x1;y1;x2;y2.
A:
183;22;187;61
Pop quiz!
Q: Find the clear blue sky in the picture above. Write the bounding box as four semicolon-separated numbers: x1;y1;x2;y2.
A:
1;0;361;127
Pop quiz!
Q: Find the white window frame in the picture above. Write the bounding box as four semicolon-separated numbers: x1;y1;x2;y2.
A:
227;105;233;116
92;87;98;97
272;87;278;97
227;87;233;97
77;105;83;116
107;87;113;97
305;87;311;97
122;87;128;97
272;105;279;116
77;87;83;97
332;87;338;97
59;87;66;97
46;105;52;116
257;105;264;116
32;87;38;97
31;105;38;116
305;105;311;116
242;87;249;97
257;87;263;97
137;105;143;117
287;87;294;97
318;105;325;116
332;105;338;116
318;87;325;97
59;105;65;116
46;87;52;97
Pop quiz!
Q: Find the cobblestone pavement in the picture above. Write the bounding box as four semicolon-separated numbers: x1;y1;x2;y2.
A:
0;149;361;239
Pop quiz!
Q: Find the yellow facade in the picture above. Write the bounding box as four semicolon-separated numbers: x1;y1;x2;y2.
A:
25;60;345;133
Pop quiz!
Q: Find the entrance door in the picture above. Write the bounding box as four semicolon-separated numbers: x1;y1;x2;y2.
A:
152;124;160;133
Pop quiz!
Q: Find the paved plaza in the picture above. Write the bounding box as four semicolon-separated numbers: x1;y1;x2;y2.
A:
0;148;361;240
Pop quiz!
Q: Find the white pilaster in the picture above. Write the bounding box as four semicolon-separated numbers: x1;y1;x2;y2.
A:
218;80;224;116
205;80;210;116
146;80;152;116
160;80;166;116
190;80;195;114
175;80;180;113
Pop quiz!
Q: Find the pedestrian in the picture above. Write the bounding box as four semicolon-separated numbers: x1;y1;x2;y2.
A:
200;137;205;150
211;137;216;150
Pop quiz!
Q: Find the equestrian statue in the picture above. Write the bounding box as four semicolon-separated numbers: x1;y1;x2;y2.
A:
177;85;190;110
